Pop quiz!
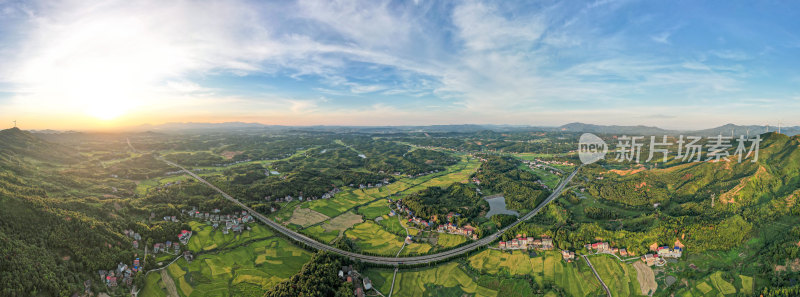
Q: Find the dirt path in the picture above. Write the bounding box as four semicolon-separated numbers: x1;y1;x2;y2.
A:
161;269;179;297
582;255;611;297
632;261;657;295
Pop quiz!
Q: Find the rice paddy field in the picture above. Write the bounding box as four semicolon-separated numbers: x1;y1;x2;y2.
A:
156;237;311;297
141;272;168;297
285;207;329;227
356;199;391;219
301;224;340;243
436;232;467;248
186;221;274;253
135;174;192;196
306;189;377;217
587;255;643;297
364;262;498;297
345;221;432;256
301;211;363;243
676;271;752;297
468;249;602;297
377;214;408;236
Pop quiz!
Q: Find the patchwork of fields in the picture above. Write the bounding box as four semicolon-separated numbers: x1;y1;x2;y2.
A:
153;237;310;297
677;271;753;296
185;221;274;253
141;220;311;297
345;221;432;256
364;262;498;297
468;249;603;297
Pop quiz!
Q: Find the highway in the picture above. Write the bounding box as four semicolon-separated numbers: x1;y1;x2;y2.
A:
160;156;582;265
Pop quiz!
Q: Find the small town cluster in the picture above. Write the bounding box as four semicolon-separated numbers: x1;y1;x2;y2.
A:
640;240;684;267
496;236;685;266
182;207;255;234
389;198;479;240
497;234;572;260
264;186;342;204
339;265;373;297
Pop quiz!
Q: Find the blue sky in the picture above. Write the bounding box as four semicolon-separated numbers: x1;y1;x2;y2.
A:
0;0;798;129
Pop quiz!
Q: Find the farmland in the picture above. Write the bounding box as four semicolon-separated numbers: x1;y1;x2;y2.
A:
676;271;753;296
364;262;498;297
468;249;602;296
158;237;311;297
345;221;432;256
185;221;274;253
587;255;642;297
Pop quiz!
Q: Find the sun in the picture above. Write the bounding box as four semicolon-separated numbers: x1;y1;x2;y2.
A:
86;100;129;121
64;68;137;121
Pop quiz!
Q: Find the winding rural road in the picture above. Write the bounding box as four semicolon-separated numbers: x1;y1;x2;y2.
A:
158;155;582;265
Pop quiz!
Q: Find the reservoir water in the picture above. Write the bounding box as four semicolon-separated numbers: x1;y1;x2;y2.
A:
484;195;519;218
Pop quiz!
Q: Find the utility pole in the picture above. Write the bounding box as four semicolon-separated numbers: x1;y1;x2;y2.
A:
13;120;16;128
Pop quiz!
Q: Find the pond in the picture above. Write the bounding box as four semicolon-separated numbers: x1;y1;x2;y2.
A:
484;195;519;218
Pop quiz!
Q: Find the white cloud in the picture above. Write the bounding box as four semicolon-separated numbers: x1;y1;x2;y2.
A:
0;0;786;128
651;31;671;44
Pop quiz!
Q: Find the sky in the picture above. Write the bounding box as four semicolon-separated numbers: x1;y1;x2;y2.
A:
0;0;799;130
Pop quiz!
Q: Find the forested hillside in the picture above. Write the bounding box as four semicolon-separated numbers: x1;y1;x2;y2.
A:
0;129;231;296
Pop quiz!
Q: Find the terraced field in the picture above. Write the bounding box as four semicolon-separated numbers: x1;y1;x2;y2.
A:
677;271;750;297
468;249;601;297
356;199;391;219
345;221;432;256
304;189;377;217
301;211;363;244
300;225;339;244
364;262;498;297
588;255;643;296
377;215;407;235
141;272;168;297
186;221;273;253
164;237;311;297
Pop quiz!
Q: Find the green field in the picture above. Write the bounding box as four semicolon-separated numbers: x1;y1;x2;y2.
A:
306;189;377;217
356;199;391;219
377;215;408;236
364;262;498;297
345;221;431;256
141;272;168;297
135;174;192;196
677;271;747;296
588;255;642;297
186;221;274;253
437;233;467;248
301;225;340;244
160;237;311;297
468;249;601;297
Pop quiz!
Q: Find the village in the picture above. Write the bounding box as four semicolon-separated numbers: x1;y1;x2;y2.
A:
94;207;257;295
495;235;685;267
339;265;376;297
389;198;480;241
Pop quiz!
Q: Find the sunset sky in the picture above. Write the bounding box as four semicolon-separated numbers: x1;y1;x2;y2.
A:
1;0;799;130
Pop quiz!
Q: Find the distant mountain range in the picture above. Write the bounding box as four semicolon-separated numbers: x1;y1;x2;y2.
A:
29;121;800;136
554;122;800;136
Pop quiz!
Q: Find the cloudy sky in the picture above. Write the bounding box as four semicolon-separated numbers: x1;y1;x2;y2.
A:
1;0;798;130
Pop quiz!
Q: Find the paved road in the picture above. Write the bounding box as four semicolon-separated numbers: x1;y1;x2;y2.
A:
582;255;612;297
159;156;582;265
